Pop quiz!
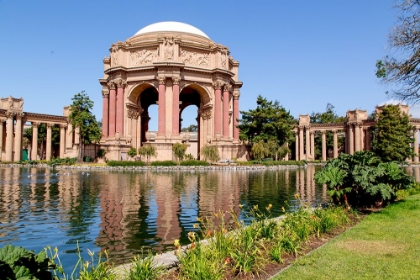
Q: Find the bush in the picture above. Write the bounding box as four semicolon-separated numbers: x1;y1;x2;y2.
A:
127;147;137;158
97;148;107;158
150;160;177;166
107;160;146;167
180;160;210;166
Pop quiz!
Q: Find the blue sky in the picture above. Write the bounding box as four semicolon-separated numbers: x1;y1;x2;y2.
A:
0;0;410;129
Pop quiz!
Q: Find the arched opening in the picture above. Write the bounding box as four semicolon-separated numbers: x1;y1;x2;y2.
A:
179;87;201;159
139;86;158;144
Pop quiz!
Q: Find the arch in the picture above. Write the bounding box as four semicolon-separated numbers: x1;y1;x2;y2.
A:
180;83;211;105
127;82;158;104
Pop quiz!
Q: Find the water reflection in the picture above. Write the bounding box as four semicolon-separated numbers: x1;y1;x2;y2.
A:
0;165;328;271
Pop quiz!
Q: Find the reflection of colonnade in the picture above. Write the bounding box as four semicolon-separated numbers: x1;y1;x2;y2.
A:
295;105;420;162
0;96;80;162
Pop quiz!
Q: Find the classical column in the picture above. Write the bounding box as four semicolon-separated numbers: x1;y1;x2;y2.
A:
223;84;231;138
295;130;299;160
46;123;52;161
333;130;338;158
0;118;4;160
5;112;14;162
349;124;354;155
108;81;116;137
74;127;80;145
102;89;109;138
321;130;326;161
172;76;180;136
414;127;419;163
365;127;371;151
233;91;240;142
299;126;304;160
354;123;361;152
66;121;73;149
14;113;23;162
213;81;222;137
305;126;310;160
31;122;39;160
116;78;126;136
60;124;66;158
158;76;166;137
310;131;315;159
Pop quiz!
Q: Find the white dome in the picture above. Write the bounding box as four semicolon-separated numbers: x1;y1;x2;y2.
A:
134;22;210;39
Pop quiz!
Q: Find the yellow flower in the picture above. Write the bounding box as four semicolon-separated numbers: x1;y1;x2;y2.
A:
174;239;180;247
193;223;199;229
239;204;243;208
294;193;300;199
253;205;259;210
281;207;286;213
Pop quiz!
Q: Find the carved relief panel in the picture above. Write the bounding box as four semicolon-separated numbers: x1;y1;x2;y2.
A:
130;48;159;65
180;48;209;67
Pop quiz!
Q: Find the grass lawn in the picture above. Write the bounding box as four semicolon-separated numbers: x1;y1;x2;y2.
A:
274;194;420;280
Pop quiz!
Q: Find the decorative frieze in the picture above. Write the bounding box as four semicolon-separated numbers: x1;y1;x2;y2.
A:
180;49;209;66
130;48;158;65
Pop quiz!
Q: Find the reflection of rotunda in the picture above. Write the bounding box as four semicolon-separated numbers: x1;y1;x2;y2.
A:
99;22;244;160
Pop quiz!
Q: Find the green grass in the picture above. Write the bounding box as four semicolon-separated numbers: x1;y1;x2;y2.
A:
274;194;420;280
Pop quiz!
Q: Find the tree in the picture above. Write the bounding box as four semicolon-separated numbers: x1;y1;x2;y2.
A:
24;123;60;159
172;142;187;164
127;147;137;158
237;95;295;160
181;124;198;132
310;104;346;159
138;144;157;165
251;140;268;161
371;104;414;162
376;0;420;103
68;91;102;162
200;145;220;163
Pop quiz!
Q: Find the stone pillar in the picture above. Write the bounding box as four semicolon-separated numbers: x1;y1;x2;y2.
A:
414;127;419;163
213;81;223;137
355;123;361;152
223;84;231;138
158;76;166;137
32;122;39;160
333;130;338;158
60;124;66;158
102;89;109;137
305;126;310;160
299;126;304;161
349;124;354;155
310;131;315;160
66;122;73;149
172;76;180;136
108;81;116;137
5;112;14;162
14;113;23;162
233;91;240;142
74;127;80;145
295;130;299;160
365;127;371;151
0;118;4;160
116;78;126;136
321;130;326;161
46;123;52;161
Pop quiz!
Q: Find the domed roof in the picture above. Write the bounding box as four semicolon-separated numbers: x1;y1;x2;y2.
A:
134;22;210;39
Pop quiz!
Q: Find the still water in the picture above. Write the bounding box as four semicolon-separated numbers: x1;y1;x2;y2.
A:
1;165;330;271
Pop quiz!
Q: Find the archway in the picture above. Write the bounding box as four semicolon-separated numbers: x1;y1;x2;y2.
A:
139;86;158;144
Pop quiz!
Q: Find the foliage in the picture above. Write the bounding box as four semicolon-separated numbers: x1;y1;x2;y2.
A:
181;124;198;132
180;160;210;166
107;160;146;167
68;91;102;162
310;103;346;159
251;140;269;161
126;251;164;280
138;144;157;165
172;142;188;164
150;160;177;166
371;104;414;162
200;145;220;163
184;153;194;160
24;123;60;160
376;0;420;102
48;157;77;166
0;244;57;280
238;95;295;156
314;151;414;208
127;147;137;158
97;148;106;158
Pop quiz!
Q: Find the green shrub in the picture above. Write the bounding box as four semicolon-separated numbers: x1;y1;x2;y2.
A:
97;148;107;158
180;160;210;166
107;160;146;167
127;147;137;158
150;160;177;166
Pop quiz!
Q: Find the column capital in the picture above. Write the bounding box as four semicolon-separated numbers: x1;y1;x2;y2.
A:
47;123;54;128
5;111;14;119
223;83;232;92
321;130;326;135
32;122;40;127
107;81;116;90
102;89;109;97
157;75;166;84
115;78;127;88
200;108;212;120
60;124;68;129
212;80;223;90
0;117;6;123
15;113;24;120
172;76;181;85
233;91;240;100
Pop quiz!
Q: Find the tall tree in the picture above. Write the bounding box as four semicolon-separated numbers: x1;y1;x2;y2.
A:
376;0;420;102
310;103;346;159
237;95;295;159
68;91;101;162
371;104;414;162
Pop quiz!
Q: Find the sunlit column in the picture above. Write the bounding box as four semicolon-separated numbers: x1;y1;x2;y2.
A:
223;84;231;138
116;78;126;136
102;89;109;137
31;122;39;160
233;91;240;142
333;130;338;158
354;123;361;152
365;127;371;151
158;76;166;137
46;123;52;161
5;112;14;162
305;126;310;160
66;121;73;149
414;127;419;163
108;80;116;138
310;131;315;160
172;76;180;136
0;118;4;160
321;130;326;161
349;124;354;155
295;130;299;160
299;126;304;160
59;124;66;158
213;81;222;138
14;113;23;161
